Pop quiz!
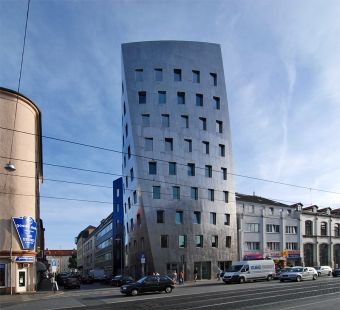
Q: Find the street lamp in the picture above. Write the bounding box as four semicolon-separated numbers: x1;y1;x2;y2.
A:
115;239;123;275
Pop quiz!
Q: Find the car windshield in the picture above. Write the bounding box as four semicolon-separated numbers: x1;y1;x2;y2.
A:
136;276;148;283
226;265;243;272
292;268;303;272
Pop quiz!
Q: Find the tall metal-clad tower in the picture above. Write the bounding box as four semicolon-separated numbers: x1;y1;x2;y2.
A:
121;41;237;280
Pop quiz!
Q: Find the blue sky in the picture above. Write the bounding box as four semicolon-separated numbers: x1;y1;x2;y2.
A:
1;0;339;250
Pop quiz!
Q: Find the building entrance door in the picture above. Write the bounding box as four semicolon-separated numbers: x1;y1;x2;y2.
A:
17;269;27;292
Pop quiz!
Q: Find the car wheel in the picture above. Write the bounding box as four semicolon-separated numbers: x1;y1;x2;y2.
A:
318;272;321;277
238;277;245;284
165;286;172;293
313;274;317;280
131;289;139;296
267;275;272;281
296;276;301;282
328;272;331;276
280;279;284;282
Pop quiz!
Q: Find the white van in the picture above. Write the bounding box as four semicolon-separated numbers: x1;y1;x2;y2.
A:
223;260;275;284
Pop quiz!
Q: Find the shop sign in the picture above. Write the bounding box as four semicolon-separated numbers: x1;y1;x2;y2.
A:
288;250;300;258
15;256;35;262
244;254;263;259
270;252;281;257
12;216;37;249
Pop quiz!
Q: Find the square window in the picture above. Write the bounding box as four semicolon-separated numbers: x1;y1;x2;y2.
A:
173;187;180;200
196;235;203;247
199;117;206;130
157;210;164;223
138;91;146;104
155;68;163;81
225;236;231;248
269;207;274;215
248;205;254;213
165;138;173;151
178;92;185;104
210;212;216;225
194;211;201;224
179;235;186;248
212;235;218;247
224;214;230;225
223;191;229;203
169;162;176;175
188;163;195;176
174;69;182;81
210;73;217;86
162;114;169;127
145;138;153;151
158;91;166;104
193;70;200;83
181;115;189;128
161;235;168;248
221;168;227;180
153;186;160;199
203;141;209;154
175;211;183;223
218;144;225;157
135;69;143;81
149;162;157;174
213;96;220;109
142;114;150;126
208;189;214;201
205;165;212;178
216;121;223;133
184;139;192;152
191;187;198;200
196;94;203;106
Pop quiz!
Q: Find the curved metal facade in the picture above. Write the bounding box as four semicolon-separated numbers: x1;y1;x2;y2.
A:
121;41;237;280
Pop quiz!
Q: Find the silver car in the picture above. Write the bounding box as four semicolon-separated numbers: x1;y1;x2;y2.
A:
313;266;332;277
279;267;318;282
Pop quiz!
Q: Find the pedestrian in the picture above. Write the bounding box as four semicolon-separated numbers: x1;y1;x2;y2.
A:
217;267;221;281
194;267;198;282
51;276;58;293
179;270;184;285
172;270;177;284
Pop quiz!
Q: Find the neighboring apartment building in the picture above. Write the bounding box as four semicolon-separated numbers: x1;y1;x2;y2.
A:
75;225;96;276
0;87;43;294
236;193;340;268
83;233;95;276
45;249;75;274
121;41;238;280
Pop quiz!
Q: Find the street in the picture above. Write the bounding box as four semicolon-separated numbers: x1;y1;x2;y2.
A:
0;277;339;310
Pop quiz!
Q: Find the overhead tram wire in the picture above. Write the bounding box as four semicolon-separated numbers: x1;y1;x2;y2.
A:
0;126;339;197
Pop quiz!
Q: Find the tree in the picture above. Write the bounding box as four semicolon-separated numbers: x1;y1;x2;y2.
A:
68;250;77;270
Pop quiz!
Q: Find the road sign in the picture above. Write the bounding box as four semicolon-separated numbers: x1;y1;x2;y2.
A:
51;260;57;272
140;254;146;264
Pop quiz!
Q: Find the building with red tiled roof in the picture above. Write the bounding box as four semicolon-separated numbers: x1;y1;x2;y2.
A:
45;249;76;274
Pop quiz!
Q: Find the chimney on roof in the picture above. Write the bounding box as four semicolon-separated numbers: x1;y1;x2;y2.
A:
253;191;256;196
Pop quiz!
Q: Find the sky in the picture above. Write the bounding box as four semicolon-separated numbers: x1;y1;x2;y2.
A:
1;0;339;250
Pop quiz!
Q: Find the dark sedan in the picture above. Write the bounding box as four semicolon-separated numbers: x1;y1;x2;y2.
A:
100;275;112;285
110;275;134;287
64;277;81;289
81;276;94;284
120;275;175;296
332;268;340;277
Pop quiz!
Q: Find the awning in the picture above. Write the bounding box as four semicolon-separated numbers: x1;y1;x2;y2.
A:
36;261;47;271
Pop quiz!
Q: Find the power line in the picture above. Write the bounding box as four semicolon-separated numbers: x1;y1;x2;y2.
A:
0;126;339;196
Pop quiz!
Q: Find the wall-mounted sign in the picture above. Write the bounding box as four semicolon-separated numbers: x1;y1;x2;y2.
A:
140;254;146;264
244;254;263;259
12;216;37;249
15;256;35;262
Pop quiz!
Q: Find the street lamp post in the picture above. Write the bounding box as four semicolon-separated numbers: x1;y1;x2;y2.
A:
115;239;123;275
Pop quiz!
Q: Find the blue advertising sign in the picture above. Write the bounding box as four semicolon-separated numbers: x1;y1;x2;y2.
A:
12;216;37;249
15;256;35;262
52;261;57;267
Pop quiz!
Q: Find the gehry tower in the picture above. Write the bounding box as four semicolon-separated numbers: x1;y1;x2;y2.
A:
121;41;237;280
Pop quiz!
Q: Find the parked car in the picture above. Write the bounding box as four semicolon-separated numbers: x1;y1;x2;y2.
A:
110;275;134;287
57;273;69;285
279;267;317;282
274;267;293;279
81;275;94;284
332;268;340;277
313;266;332;277
100;275;112;285
64;277;81;289
120;275;175;296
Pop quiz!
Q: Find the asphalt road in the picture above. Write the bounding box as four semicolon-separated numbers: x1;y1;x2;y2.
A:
1;277;339;310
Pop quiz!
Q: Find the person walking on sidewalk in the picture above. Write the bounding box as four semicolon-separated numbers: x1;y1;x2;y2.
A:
179;270;184;285
172;270;177;284
194;267;198;282
217;267;221;281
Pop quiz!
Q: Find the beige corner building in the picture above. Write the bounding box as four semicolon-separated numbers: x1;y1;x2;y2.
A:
0;87;43;294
